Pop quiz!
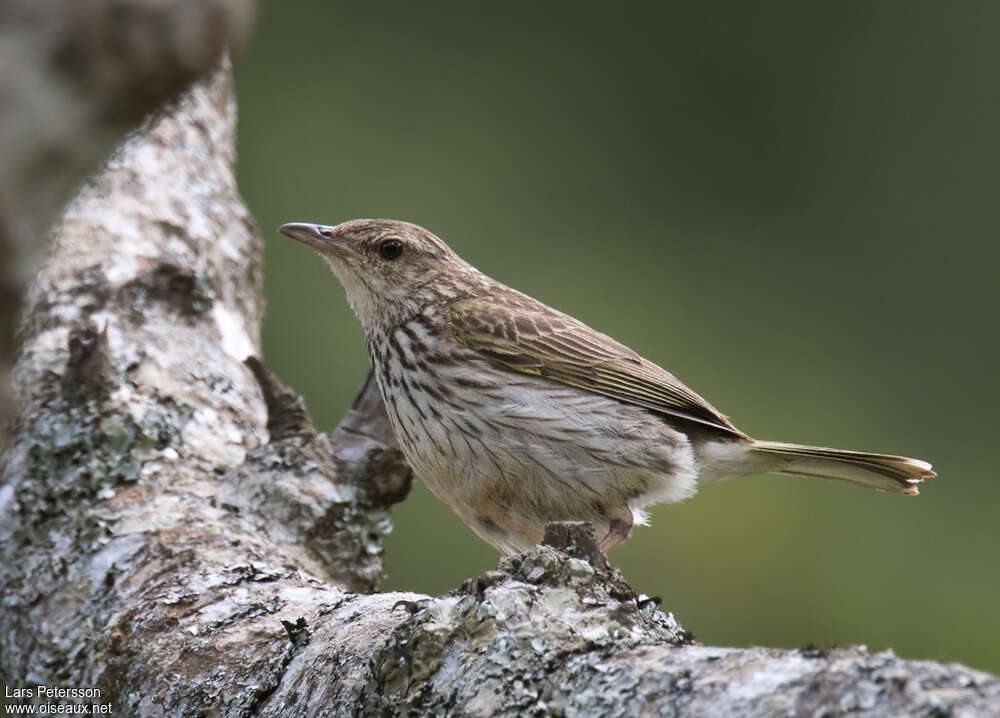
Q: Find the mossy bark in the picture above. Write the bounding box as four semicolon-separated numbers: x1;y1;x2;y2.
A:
0;0;256;427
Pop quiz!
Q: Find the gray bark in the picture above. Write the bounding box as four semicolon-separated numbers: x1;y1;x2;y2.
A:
1;63;998;718
0;0;256;426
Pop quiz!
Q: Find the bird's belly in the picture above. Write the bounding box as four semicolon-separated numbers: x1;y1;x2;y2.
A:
375;355;698;552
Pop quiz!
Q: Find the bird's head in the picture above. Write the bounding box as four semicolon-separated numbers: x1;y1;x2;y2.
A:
279;219;479;334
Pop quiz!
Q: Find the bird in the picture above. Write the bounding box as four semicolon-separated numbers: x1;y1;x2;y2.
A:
279;219;935;555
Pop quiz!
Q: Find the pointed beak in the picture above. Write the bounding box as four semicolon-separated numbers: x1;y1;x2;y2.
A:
278;222;349;254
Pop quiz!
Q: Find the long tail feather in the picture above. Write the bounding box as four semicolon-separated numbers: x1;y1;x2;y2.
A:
751;440;935;495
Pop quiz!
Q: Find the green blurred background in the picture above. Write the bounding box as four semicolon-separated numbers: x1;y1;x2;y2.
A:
234;2;999;673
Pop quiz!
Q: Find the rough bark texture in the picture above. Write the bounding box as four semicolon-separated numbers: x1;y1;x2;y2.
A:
1;63;998;718
0;0;256;426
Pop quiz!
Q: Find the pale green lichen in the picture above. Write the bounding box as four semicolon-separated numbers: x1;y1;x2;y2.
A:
361;540;691;716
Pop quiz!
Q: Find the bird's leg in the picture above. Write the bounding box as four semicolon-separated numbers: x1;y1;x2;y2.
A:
598;511;633;553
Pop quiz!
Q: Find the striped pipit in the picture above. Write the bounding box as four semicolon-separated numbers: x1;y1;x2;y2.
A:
280;219;934;554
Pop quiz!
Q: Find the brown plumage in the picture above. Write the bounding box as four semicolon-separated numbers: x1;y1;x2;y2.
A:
448;293;739;433
280;219;935;554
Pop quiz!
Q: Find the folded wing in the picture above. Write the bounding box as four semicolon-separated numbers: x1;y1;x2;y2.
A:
447;293;744;436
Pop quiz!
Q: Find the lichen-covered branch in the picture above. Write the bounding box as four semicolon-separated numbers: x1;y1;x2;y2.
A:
0;0;256;425
1;63;997;718
0;62;410;712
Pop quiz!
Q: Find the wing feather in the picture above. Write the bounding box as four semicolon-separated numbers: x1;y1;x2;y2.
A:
447;294;743;436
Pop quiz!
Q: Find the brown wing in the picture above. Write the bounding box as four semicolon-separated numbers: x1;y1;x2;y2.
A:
447;292;744;436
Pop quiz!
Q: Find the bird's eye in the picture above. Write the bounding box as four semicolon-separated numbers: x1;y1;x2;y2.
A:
378;238;404;261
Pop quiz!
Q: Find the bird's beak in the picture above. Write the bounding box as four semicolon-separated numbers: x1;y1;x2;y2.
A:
278;222;350;254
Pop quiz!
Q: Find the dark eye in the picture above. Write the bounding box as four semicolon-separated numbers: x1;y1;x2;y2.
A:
378;238;404;261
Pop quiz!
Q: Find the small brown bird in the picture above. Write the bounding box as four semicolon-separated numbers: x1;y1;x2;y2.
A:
280;219;935;554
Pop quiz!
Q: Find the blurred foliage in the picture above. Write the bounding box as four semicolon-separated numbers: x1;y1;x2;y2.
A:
234;1;999;674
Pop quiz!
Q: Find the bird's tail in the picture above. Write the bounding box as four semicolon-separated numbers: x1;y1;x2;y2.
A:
750;440;935;495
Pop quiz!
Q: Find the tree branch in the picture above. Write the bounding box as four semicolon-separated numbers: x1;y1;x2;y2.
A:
1;61;997;718
0;0;256;427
